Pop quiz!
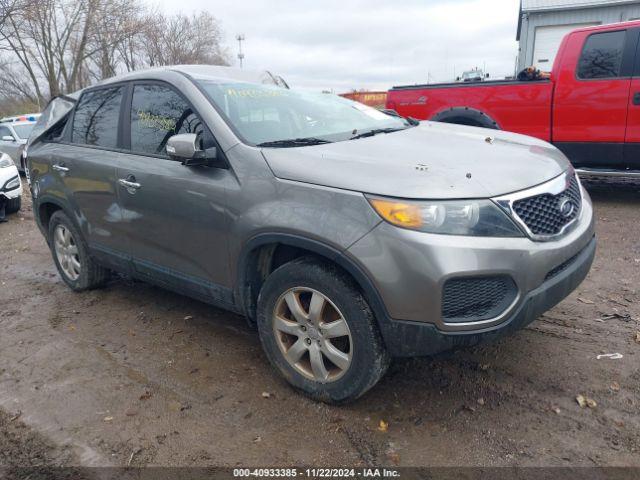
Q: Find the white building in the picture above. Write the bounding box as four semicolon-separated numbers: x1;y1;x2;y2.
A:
517;0;640;71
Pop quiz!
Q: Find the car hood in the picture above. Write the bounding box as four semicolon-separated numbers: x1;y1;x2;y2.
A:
261;122;571;199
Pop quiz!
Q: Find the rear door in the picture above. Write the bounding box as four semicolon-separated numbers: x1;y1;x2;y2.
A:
58;85;128;270
553;28;638;168
116;81;233;305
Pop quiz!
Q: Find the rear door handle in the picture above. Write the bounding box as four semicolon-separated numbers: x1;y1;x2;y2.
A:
633;92;640;106
52;164;69;172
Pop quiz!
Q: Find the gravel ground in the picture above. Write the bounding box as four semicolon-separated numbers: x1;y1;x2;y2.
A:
0;185;639;468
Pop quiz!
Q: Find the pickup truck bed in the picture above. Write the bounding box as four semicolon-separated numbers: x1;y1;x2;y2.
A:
388;80;553;142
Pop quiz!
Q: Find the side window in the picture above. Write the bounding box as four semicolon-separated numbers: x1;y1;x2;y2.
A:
72;86;123;148
130;84;205;157
45;117;69;142
577;31;626;79
0;126;13;139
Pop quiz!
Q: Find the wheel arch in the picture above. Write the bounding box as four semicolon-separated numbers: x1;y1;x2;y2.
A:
34;196;72;242
431;107;500;130
236;233;391;331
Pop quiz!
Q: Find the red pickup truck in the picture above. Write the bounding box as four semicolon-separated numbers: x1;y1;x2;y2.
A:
386;21;640;180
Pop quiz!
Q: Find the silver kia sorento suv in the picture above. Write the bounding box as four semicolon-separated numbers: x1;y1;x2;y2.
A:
27;66;595;403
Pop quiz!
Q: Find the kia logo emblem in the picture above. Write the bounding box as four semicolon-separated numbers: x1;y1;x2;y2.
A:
558;197;575;218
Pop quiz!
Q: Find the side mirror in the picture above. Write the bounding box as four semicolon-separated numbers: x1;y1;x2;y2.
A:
456;77;461;82
486;73;490;78
166;133;223;168
2;135;15;142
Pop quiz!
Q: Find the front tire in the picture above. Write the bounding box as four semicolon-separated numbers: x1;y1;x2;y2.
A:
48;210;110;291
257;257;390;403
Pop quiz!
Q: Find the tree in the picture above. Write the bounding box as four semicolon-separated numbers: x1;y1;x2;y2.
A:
141;11;229;67
0;0;25;25
0;0;96;99
0;0;230;115
84;0;147;81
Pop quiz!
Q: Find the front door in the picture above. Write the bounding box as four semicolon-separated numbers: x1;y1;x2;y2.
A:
553;28;636;169
116;82;233;305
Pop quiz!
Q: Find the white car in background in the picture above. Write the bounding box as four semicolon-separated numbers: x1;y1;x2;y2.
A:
0;121;36;173
0;152;22;214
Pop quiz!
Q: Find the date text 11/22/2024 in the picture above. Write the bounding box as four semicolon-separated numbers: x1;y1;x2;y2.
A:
233;468;401;478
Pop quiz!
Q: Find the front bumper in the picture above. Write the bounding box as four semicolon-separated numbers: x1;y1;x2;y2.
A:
375;235;595;357
348;187;595;331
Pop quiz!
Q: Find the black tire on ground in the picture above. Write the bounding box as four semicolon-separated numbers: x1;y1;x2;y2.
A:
256;257;390;403
5;196;21;214
47;210;110;291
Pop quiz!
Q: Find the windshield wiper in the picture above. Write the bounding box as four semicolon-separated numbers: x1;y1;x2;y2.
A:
257;137;332;148
350;127;405;140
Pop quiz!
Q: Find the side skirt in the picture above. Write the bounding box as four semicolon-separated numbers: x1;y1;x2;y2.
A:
90;243;241;314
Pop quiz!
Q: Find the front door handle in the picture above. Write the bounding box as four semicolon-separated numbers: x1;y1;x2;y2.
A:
118;176;141;193
52;164;69;172
633;92;640;106
118;179;141;189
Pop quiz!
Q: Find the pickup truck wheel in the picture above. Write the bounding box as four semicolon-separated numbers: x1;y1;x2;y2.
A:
257;257;390;403
48;210;110;291
5;196;21;214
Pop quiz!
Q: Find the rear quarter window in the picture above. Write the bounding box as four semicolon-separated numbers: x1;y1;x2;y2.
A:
577;30;626;79
72;86;123;148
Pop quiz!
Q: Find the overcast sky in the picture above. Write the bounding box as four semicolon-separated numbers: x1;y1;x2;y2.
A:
153;0;522;92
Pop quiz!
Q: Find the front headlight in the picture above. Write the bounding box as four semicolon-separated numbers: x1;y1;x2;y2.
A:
3;175;20;190
0;153;14;168
367;196;524;237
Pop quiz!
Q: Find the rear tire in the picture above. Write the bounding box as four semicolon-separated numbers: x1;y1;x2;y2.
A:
5;196;21;214
257;257;390;403
48;210;110;291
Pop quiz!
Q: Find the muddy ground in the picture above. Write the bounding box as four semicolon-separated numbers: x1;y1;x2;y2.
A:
1;185;639;469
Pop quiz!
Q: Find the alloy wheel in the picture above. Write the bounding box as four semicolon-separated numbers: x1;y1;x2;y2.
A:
273;287;353;383
53;224;81;281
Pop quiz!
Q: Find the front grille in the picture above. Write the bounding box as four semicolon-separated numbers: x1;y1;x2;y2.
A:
442;276;517;323
512;175;581;236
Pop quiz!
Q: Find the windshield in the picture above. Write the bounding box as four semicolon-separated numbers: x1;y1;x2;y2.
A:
197;81;409;145
12;124;34;139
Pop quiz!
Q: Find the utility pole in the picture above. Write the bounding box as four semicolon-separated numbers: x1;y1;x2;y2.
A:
236;34;245;69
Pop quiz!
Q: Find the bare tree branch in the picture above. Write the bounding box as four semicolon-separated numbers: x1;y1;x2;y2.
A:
0;0;230;115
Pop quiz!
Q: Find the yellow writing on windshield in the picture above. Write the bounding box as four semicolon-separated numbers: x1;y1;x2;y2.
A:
226;88;284;98
137;110;177;132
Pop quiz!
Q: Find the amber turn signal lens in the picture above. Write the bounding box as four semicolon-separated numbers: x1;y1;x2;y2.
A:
369;198;423;228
